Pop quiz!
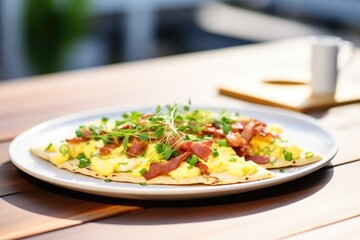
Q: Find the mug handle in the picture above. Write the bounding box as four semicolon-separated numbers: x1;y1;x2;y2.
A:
338;40;355;72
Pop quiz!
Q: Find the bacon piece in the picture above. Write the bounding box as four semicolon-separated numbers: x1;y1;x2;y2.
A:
196;161;209;175
82;129;93;139
99;147;111;156
241;121;259;143
65;137;88;144
191;142;212;160
226;132;245;147
254;123;277;138
201;140;213;147
245;155;270;164
231;121;248;132
233;146;248;157
180;140;192;151
142;152;192;180
126;138;147;158
104;143;120;149
202;125;225;138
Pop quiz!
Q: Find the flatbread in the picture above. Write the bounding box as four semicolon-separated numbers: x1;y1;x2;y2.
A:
30;146;274;185
29;106;322;185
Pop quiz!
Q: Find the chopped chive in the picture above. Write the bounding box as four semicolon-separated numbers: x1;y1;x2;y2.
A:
279;168;285;173
203;135;213;141
139;182;147;186
229;157;237;162
218;139;228;147
139;168;147;175
59;144;69;155
222;124;232;134
104;179;112;183
75;129;83;137
77;153;90;168
45;143;54;152
186;155;199;166
305;151;313;158
283;150;293;161
212;148;219;157
78;157;90;168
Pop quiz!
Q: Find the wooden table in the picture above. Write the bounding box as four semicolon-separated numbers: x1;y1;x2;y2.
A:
1;38;360;239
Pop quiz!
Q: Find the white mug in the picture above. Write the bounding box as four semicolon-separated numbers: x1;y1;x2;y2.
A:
311;35;354;96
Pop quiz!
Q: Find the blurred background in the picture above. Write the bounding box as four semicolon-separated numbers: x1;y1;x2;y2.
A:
1;0;359;81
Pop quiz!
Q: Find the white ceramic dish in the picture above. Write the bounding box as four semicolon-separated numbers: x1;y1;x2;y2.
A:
9;105;337;200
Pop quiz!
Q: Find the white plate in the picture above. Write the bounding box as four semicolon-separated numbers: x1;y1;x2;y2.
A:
9;105;337;200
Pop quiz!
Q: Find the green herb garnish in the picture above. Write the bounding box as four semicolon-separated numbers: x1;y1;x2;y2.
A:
283;150;293;161
139;168;147;175
59;144;70;155
212;148;219;157
228;157;237;162
77;153;90;168
305;151;313;158
186;155;199;166
218;139;228;147
45;143;54;152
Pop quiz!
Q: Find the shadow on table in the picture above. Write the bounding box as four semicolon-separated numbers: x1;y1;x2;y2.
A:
101;165;334;225
5;163;334;224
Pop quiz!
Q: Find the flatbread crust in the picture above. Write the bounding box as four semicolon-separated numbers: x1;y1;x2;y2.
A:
260;150;322;169
30;147;274;185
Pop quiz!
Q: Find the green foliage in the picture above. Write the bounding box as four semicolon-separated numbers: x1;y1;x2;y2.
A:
23;0;89;73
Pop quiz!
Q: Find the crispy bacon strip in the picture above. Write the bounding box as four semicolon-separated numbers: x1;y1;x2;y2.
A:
202;125;225;138
226;132;245;147
231;121;248;132
99;147;112;156
65;137;88;144
191;141;212;160
126;138;147;158
142;152;192;180
245;155;270;164
99;143;121;156
196;161;209;175
241;121;258;143
179;140;192;151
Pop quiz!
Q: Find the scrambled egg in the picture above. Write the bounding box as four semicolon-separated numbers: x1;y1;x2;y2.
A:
249;135;302;164
47;141;261;178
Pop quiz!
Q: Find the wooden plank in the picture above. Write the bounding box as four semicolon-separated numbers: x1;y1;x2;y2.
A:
0;142;10;164
288;215;360;239
0;162;35;196
319;104;360;166
0;142;35;196
27;161;360;240
0;189;142;239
